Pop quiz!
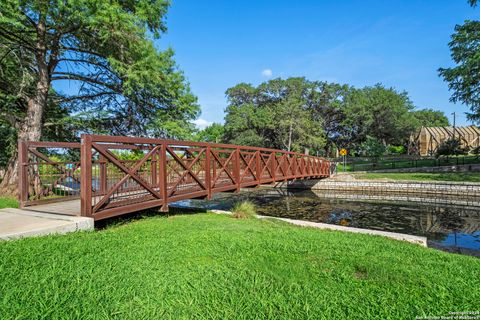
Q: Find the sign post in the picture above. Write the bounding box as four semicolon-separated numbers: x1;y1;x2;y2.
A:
339;148;348;172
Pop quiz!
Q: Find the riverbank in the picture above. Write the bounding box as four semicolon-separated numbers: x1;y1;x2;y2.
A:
1;212;479;318
279;174;480;198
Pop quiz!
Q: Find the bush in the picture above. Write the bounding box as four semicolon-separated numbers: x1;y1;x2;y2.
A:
436;138;467;157
387;145;405;155
472;146;480;156
359;136;386;157
231;201;256;219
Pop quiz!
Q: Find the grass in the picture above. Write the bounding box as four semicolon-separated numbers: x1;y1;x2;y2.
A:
0;197;18;209
231;200;256;219
0;213;479;319
337;154;480;172
353;171;480;182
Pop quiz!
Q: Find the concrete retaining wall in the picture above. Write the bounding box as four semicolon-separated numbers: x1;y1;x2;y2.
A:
365;163;480;173
275;179;480;197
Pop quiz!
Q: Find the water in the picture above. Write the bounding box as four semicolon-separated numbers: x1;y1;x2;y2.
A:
173;188;480;257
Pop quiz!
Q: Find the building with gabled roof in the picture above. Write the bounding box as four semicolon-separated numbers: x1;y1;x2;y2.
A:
408;126;480;156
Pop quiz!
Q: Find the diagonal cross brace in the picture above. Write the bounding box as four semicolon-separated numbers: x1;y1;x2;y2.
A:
211;150;237;186
239;152;257;181
166;147;206;196
92;144;162;213
258;153;274;178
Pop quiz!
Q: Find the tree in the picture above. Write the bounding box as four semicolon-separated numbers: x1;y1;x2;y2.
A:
0;41;76;180
0;0;199;191
342;84;417;148
411;108;449;127
438;0;480;123
194;123;224;143
257;78;324;152
359;136;386;157
224;78;325;153
306;82;351;156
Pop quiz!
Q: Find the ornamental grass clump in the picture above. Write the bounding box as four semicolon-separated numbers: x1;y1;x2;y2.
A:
231;201;256;219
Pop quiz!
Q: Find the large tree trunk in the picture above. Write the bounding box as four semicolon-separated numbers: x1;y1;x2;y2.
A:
0;19;49;195
0;85;48;195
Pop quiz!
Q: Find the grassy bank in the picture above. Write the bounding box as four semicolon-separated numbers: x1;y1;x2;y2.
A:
353;171;480;182
337;154;480;172
0;213;479;319
0;197;18;209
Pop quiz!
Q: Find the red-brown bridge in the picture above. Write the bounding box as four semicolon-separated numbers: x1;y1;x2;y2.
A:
18;135;333;221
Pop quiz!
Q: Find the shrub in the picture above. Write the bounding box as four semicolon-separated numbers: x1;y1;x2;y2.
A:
436;138;467;157
387;145;405;155
359;136;386;157
231;201;256;219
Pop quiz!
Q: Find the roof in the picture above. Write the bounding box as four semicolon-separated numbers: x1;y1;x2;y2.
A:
418;126;480;137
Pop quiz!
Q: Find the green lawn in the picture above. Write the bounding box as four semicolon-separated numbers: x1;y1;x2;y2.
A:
0;197;18;209
0;213;479;319
337;155;480;172
353;171;480;182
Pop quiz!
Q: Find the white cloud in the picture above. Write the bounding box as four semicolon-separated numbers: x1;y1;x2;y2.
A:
192;118;213;130
261;68;273;77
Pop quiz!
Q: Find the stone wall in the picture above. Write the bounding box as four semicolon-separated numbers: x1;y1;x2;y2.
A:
364;163;480;173
275;179;480;197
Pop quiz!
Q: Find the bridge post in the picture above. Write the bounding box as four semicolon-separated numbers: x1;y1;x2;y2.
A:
150;151;157;187
99;155;107;196
292;155;296;178
255;151;261;184
271;153;276;183
205;146;212;200
80;134;93;217
159;143;168;212
17;140;28;208
234;147;241;192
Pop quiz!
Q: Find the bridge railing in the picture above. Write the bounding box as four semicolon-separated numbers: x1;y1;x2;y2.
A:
19;135;331;220
18;141;82;207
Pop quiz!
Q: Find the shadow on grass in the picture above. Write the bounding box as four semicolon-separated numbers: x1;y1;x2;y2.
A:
95;206;208;230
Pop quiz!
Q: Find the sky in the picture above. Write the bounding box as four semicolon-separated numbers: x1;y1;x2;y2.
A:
154;0;479;129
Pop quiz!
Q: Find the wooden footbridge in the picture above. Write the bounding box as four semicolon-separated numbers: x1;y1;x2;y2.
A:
18;135;333;221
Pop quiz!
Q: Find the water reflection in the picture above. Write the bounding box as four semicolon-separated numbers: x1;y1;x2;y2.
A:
173;188;480;257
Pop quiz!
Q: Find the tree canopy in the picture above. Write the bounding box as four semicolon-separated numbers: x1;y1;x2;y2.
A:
0;0;199;189
194;123;225;143
222;79;447;156
342;84;417;148
224;78;325;153
411;108;450;127
439;20;480;123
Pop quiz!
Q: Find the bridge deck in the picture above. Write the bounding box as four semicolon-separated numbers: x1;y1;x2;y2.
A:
24;199;80;216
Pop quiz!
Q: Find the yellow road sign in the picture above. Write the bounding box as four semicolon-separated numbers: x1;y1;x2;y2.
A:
339;148;348;156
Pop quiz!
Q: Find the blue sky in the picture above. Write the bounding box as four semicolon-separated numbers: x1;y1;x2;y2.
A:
155;0;478;128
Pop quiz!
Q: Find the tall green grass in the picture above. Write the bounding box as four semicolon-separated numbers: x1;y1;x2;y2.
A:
0;197;18;209
231;200;256;219
0;213;479;319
